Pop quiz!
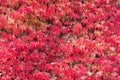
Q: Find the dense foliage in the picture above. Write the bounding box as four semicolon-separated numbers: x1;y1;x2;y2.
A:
0;0;120;80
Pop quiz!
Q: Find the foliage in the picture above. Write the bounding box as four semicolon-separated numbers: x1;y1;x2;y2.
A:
0;0;120;80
